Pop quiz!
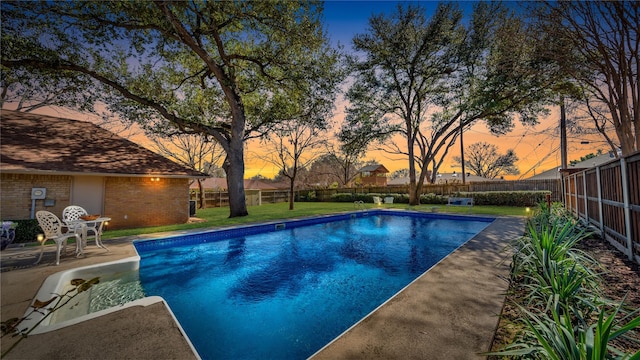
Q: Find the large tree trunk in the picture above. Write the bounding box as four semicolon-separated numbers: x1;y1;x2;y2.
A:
288;179;295;210
224;136;248;217
222;83;249;218
407;127;420;206
198;179;206;209
412;164;431;205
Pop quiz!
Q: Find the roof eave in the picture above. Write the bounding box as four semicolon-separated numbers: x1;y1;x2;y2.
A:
0;168;209;179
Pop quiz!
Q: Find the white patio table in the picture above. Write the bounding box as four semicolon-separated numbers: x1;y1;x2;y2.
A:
67;216;111;255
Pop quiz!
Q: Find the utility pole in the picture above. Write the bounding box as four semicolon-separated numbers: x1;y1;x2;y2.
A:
560;96;568;169
460;118;466;184
559;96;568;207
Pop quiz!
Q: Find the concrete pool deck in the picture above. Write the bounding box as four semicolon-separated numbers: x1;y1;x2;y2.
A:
0;216;524;359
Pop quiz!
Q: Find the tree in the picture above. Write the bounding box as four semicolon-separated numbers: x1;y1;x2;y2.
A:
261;41;343;209
263;121;328;210
341;3;556;205
390;169;410;180
149;133;224;209
333;129;369;187
249;174;271;181
307;154;341;188
452;142;519;179
330;145;366;187
537;1;639;155
305;150;364;188
1;1;337;217
263;66;342;208
569;149;604;166
1;71;96;114
565;96;620;156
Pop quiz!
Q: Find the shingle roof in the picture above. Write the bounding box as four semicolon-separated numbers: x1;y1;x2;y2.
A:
433;172;496;183
358;164;389;173
526;152;619;180
0;110;206;178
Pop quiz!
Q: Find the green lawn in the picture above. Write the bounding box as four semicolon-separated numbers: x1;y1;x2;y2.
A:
102;202;529;239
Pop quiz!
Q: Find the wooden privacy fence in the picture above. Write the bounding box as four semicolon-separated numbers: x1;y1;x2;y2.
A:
190;190;230;208
563;151;640;264
191;189;290;208
314;179;562;202
191;179;562;206
470;179;561;201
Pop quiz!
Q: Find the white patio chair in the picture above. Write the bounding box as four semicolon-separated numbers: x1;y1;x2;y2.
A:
372;196;382;205
384;196;394;204
63;205;99;248
35;211;81;265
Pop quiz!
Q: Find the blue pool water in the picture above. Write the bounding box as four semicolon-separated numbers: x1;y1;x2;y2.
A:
136;212;491;359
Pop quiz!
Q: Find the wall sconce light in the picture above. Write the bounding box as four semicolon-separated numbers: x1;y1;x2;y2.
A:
37;234;44;243
150;177;161;182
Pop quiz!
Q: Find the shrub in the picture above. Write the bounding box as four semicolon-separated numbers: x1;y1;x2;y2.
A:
377;193;409;204
491;299;640;360
295;191;318;202
488;203;640;359
457;191;550;207
331;193;356;202
331;193;409;204
420;193;448;204
7;219;42;244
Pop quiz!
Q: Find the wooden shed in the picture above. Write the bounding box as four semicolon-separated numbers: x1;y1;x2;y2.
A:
356;164;389;186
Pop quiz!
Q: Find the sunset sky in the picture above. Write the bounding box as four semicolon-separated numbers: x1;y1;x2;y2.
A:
14;1;617;180
246;1;616;180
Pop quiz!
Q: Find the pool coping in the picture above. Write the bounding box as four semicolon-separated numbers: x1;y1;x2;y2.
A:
1;212;523;360
311;216;523;359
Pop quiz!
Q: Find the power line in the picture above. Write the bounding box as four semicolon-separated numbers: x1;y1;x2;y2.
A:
518;145;560;179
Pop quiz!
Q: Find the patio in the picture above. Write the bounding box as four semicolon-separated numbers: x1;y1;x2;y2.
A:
1;217;524;359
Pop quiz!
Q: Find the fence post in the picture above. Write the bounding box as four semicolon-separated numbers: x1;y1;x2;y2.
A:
573;173;579;217
561;177;565;205
596;166;604;235
582;172;588;222
546;193;551;210
619;157;634;261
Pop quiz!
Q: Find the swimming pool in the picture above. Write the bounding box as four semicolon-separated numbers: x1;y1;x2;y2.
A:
135;210;493;359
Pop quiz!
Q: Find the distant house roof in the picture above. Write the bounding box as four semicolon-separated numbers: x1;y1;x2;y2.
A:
569;152;619;169
358;164;389;174
526;152;619;180
387;177;410;185
0;110;206;178
432;172;496;183
191;177;228;189
387;172;493;185
526;169;561;181
244;179;289;190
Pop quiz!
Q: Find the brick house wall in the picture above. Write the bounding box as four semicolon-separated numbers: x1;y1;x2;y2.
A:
104;177;189;229
1;173;190;230
0;173;72;219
